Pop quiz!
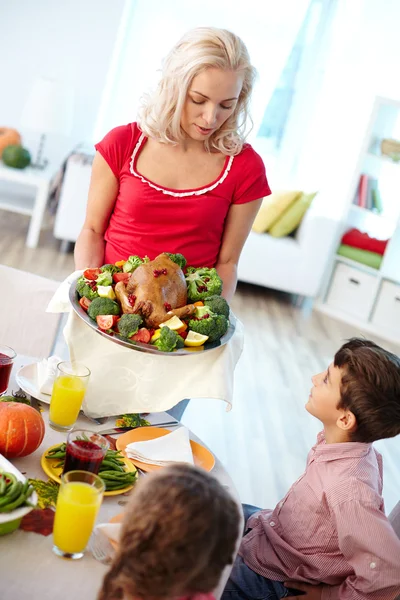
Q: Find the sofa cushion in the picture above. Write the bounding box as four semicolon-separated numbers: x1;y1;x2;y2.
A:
269;191;317;238
252;190;302;234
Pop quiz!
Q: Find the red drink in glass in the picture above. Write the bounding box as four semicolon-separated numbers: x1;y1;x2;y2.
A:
62;430;109;476
0;346;16;395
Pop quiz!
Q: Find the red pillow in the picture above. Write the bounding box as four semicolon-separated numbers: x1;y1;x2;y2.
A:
341;228;388;256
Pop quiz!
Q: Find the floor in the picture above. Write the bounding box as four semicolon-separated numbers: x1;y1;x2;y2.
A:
2;209;399;514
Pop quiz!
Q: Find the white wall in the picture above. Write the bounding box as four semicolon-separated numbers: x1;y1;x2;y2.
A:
0;0;125;160
293;0;400;216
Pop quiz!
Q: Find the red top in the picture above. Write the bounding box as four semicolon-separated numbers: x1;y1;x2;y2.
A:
95;123;270;268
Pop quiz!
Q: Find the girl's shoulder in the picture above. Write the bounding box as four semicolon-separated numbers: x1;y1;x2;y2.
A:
230;143;271;204
95;122;142;178
234;143;265;168
99;122;142;149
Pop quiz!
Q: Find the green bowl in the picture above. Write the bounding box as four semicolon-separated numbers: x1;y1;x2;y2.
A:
0;517;22;536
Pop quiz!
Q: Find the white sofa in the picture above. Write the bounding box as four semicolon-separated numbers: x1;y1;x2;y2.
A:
237;197;341;298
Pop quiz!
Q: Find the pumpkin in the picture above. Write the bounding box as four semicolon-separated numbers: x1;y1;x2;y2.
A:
2;145;31;169
0;402;45;458
0;128;21;158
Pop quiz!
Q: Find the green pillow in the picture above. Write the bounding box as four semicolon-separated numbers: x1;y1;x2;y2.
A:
269;192;317;237
337;244;382;269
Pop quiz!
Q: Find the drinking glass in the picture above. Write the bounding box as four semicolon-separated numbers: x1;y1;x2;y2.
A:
49;361;91;431
0;345;16;396
63;429;109;476
53;470;105;559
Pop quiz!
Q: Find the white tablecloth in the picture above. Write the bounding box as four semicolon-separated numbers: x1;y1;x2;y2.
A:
0;355;243;600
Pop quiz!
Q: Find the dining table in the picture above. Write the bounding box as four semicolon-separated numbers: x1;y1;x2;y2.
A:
0;355;243;600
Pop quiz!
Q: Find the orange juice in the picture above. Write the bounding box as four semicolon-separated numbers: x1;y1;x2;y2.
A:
53;481;102;554
49;375;86;428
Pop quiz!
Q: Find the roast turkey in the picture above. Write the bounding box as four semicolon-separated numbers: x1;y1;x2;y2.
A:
114;253;196;328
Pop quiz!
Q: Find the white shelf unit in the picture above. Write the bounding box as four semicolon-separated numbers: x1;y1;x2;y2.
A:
315;96;400;345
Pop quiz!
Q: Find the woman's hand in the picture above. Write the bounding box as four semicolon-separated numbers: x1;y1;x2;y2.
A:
74;152;119;269
215;198;262;301
285;582;323;599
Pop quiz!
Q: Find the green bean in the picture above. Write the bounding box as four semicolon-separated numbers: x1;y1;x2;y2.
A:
0;481;22;507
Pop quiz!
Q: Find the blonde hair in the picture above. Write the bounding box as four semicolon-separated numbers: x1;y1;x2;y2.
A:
138;27;256;156
98;464;240;600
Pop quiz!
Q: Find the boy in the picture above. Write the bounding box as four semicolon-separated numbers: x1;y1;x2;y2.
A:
223;338;400;600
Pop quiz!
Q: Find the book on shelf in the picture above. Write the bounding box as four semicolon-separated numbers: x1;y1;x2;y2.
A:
353;174;383;213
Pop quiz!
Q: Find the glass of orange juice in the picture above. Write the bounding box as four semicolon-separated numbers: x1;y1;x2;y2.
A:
49;361;91;432
53;470;105;559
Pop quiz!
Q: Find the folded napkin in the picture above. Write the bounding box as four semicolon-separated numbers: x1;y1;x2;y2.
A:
46;270;84;313
95;522;121;544
36;355;63;395
46;272;244;417
125;427;194;466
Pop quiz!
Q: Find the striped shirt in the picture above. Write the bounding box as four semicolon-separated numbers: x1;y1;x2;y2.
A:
240;432;400;600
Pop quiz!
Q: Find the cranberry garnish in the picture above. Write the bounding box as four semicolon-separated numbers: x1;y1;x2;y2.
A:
164;302;172;312
128;294;136;306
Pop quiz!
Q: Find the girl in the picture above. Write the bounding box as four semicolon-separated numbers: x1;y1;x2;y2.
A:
99;463;241;600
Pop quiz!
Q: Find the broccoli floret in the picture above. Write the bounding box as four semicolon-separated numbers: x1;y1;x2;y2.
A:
165;253;187;269
117;314;143;338
188;314;228;342
76;276;99;301
123;255;145;273
203;295;230;319
154;326;184;352
100;264;121;275
96;270;113;286
185;267;223;302
87;297;121;320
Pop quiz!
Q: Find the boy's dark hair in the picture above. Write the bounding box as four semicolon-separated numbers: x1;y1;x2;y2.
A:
99;463;240;600
334;337;400;443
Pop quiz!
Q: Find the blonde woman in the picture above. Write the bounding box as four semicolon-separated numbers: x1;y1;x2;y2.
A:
75;26;271;301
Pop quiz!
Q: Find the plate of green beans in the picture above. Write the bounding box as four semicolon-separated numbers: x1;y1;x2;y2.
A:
41;443;138;496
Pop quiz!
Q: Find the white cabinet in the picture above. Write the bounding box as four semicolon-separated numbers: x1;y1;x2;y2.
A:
371;280;400;337
315;96;400;345
326;263;379;320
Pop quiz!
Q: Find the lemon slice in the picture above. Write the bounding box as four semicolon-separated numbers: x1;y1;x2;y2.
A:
159;315;184;331
151;329;161;343
97;285;116;300
184;331;209;347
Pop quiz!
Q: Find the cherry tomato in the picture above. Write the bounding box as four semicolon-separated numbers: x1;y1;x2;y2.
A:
131;328;151;344
79;297;92;311
83;268;101;280
96;315;119;331
113;272;131;283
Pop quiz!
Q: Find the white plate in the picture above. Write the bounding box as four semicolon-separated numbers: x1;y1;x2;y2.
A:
0;454;38;523
15;363;51;404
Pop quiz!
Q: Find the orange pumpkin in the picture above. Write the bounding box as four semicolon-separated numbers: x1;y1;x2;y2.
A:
0;128;21;158
0;402;45;458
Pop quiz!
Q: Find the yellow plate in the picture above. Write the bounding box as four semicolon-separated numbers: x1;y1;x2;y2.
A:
40;444;137;497
116;427;215;473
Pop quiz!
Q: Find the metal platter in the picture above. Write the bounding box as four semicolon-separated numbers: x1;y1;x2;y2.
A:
69;275;236;356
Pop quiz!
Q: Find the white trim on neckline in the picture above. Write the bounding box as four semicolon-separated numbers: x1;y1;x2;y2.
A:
129;133;234;197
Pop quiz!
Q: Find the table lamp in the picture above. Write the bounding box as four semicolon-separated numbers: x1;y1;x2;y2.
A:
20;78;74;169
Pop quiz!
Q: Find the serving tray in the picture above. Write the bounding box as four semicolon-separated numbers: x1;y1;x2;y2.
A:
69;276;236;356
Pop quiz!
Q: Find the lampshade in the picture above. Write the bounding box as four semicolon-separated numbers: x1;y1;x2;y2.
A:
21;78;74;136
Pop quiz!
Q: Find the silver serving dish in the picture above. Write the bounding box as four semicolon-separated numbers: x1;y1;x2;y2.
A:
69;275;236;356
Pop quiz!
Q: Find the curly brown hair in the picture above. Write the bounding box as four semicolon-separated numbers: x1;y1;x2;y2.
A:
98;463;240;600
334;337;400;443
